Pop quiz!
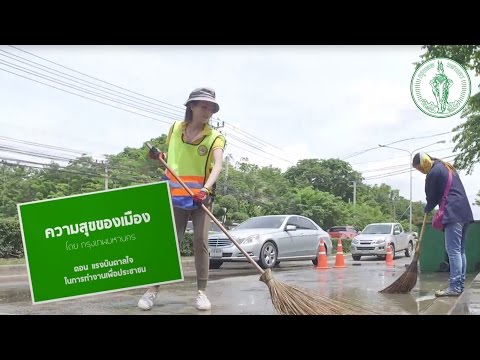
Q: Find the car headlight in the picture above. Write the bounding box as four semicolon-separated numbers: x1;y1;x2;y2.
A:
352;239;359;244
241;234;260;245
375;238;386;244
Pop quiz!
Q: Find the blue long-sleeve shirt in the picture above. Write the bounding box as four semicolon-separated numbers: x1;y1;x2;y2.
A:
424;160;474;224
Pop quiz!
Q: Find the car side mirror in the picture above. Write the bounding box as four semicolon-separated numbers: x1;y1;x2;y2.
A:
285;225;297;231
394;230;400;235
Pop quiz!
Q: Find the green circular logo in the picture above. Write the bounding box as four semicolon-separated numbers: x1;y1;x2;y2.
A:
410;57;471;118
197;145;208;156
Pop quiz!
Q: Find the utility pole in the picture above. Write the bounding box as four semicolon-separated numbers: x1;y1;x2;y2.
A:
352;180;356;209
211;119;228;195
2;162;5;210
103;161;108;190
211;118;225;131
391;190;399;221
350;180;357;226
224;154;229;194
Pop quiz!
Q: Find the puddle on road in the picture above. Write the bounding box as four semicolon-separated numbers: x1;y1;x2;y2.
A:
256;265;475;315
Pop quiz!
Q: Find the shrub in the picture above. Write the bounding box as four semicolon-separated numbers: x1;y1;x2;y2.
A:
180;232;194;256
0;219;24;258
331;238;351;254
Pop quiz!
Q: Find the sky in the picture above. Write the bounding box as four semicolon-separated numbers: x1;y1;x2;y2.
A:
0;45;479;220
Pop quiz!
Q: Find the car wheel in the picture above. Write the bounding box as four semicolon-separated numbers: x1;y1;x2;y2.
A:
274;261;281;268
405;241;414;257
312;243;328;266
258;241;277;269
209;260;223;269
352;255;361;261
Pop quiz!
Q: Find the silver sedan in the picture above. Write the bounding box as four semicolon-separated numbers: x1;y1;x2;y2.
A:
208;215;332;269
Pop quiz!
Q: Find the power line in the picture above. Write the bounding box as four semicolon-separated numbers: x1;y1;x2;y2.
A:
0;49;186;118
0;59;183;121
363;154;458;180
6;46;292;165
350;146;455;166
0;66;173;125
223;121;286;152
0;62;287;164
226;133;293;164
8;45;187;112
341;132;457;160
0;135;90;155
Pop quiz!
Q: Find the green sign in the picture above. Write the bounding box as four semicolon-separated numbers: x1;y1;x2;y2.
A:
17;182;182;304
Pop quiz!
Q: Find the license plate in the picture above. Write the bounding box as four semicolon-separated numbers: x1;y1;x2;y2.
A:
210;248;223;258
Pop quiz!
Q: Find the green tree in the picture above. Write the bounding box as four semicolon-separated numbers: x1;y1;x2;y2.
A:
284;158;362;202
282;186;349;229
418;45;480;174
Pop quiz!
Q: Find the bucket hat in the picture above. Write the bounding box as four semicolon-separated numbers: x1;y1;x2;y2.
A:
184;87;220;113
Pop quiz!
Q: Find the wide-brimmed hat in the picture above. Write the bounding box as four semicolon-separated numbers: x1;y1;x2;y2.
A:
184;87;220;113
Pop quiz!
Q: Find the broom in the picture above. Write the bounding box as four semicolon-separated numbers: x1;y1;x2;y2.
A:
379;213;427;294
146;143;374;315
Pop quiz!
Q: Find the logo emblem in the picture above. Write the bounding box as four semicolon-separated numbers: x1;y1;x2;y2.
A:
197;145;208;156
410;57;471;118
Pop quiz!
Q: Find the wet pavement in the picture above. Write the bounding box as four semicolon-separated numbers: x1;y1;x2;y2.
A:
0;255;478;315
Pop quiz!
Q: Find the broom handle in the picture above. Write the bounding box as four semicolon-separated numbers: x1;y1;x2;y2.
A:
152;150;266;275
412;213;428;262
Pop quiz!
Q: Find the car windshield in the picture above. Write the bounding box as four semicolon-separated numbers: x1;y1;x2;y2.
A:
209;222;222;233
235;216;286;230
362;224;392;234
329;227;347;232
189;220;222;233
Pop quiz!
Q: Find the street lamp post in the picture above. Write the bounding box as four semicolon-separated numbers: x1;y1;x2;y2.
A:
378;140;446;231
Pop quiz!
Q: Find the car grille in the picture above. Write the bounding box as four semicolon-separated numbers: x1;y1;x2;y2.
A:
209;238;232;247
358;247;375;250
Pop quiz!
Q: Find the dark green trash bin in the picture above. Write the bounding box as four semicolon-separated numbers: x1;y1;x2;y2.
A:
466;221;480;273
419;220;480;273
419;224;447;272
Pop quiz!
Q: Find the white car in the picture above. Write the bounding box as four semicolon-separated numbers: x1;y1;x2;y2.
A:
186;220;222;235
208;215;332;269
351;222;415;261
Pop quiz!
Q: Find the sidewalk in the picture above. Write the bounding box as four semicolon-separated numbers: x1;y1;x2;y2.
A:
448;271;480;315
0;257;198;283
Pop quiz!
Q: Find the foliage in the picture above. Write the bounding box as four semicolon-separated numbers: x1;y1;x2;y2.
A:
418;45;480;175
451;94;480;174
0;219;23;258
284;158;362;202
180;233;194;256
0;133;427;247
331;238;351;254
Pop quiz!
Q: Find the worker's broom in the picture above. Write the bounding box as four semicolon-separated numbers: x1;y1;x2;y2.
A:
379;213;427;294
146;143;374;315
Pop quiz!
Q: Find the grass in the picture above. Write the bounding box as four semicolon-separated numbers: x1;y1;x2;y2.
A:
0;258;26;265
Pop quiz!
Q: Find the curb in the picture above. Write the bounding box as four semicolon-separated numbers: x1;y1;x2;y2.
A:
448;271;480;315
0;257;197;278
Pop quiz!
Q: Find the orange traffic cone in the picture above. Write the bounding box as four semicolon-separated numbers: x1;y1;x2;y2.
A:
315;238;330;269
385;242;394;266
333;238;347;268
